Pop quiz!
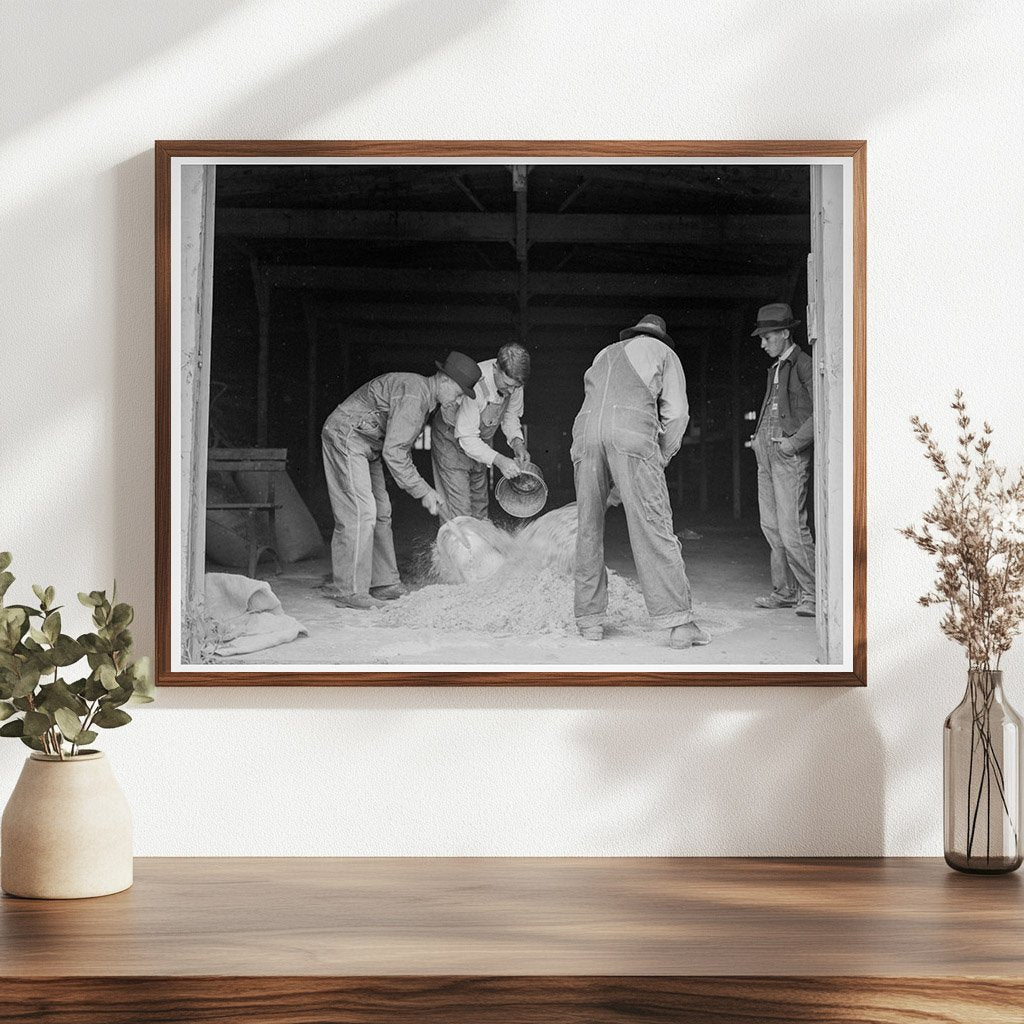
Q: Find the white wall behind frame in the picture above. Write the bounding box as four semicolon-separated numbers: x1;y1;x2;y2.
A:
1;0;1022;855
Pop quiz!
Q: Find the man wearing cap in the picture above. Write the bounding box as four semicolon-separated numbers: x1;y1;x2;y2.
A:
571;314;710;649
430;342;532;520
750;302;816;618
321;353;481;609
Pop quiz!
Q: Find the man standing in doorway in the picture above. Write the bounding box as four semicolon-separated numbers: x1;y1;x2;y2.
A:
321;352;481;609
430;342;532;520
572;314;710;649
750;302;816;618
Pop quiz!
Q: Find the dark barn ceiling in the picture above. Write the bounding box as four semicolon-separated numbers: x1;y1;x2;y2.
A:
209;162;811;518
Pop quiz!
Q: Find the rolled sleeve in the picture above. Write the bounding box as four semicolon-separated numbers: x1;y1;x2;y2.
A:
501;388;525;445
455;398;498;466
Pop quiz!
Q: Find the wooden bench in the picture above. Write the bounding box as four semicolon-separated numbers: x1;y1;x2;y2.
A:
207;447;287;579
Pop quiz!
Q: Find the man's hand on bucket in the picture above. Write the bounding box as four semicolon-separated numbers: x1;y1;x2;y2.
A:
511;439;531;467
494;455;522;480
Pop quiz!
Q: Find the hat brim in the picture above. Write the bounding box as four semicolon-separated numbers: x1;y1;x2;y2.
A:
436;361;478;398
751;319;800;337
620;326;675;350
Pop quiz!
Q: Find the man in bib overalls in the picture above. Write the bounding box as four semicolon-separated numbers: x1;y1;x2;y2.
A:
430;343;532;520
571;315;710;649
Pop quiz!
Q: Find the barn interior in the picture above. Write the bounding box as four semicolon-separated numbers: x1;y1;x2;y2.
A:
199;160;820;665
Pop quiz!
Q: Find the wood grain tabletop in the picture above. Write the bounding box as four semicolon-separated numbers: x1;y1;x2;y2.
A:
1;856;1021;977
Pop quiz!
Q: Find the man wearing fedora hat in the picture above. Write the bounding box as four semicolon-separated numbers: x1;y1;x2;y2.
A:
750;302;816;618
429;342;532;521
320;352;481;609
571;314;710;649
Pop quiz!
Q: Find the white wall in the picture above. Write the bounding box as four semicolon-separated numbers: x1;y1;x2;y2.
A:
1;0;1022;855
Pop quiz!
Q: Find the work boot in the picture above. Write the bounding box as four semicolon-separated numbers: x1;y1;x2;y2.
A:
668;622;711;649
753;591;797;609
332;592;385;610
794;599;816;618
579;625;604;641
370;583;408;601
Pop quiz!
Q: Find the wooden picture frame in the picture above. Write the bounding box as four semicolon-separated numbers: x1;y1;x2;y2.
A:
156;141;866;686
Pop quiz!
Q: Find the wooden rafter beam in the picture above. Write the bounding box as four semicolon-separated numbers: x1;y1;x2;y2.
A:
315;325;711;351
308;301;723;329
216;209;807;245
266;265;789;300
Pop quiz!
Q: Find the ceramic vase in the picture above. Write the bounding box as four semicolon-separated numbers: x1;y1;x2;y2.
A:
1;751;133;898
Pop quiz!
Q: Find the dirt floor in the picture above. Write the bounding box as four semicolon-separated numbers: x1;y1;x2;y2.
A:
216;507;819;670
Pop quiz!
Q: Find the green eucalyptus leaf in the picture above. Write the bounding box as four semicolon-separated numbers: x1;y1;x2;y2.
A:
83;637;112;658
98;664;118;690
110;603;133;629
28;627;49;646
12;697;33;712
22;710;51;738
128;657;155;701
0;553;11;573
0;651;19;674
19;735;45;752
83;675;108;701
104;685;132;709
0;719;25;737
0;701;16;721
31;584;46;606
93;705;132;729
20;636;42;654
53;707;85;741
75;730;98;746
37;679;88;717
0;572;14;602
42;611;60;644
44;587;55;608
8;604;43;619
78;592;100;608
0;607;27;651
11;665;41;699
76;634;102;654
50;635;85;667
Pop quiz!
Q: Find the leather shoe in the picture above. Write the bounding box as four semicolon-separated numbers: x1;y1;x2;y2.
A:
669;622;711;649
579;625;604;641
794;600;816;618
754;592;797;609
370;583;408;601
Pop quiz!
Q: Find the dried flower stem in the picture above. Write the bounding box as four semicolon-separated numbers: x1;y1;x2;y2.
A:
903;392;1024;864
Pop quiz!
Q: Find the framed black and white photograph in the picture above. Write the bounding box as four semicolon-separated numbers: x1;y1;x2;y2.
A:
156;141;865;686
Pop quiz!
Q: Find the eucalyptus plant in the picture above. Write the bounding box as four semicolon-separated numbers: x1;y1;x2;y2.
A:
0;552;153;759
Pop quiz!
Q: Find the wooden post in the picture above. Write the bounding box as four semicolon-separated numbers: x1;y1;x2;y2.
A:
809;164;846;666
179;164;216;661
303;300;319;491
250;256;270;446
697;337;709;515
728;309;744;520
512;165;529;348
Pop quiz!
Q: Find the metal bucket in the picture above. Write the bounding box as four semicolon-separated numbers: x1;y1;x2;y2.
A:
495;461;548;518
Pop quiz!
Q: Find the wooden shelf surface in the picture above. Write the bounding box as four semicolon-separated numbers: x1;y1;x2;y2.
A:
2;857;1022;1022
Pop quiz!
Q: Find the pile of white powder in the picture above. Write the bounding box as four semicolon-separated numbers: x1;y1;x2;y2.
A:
376;565;647;637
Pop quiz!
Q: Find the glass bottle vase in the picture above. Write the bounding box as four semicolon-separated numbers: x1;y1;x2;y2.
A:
944;669;1023;873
